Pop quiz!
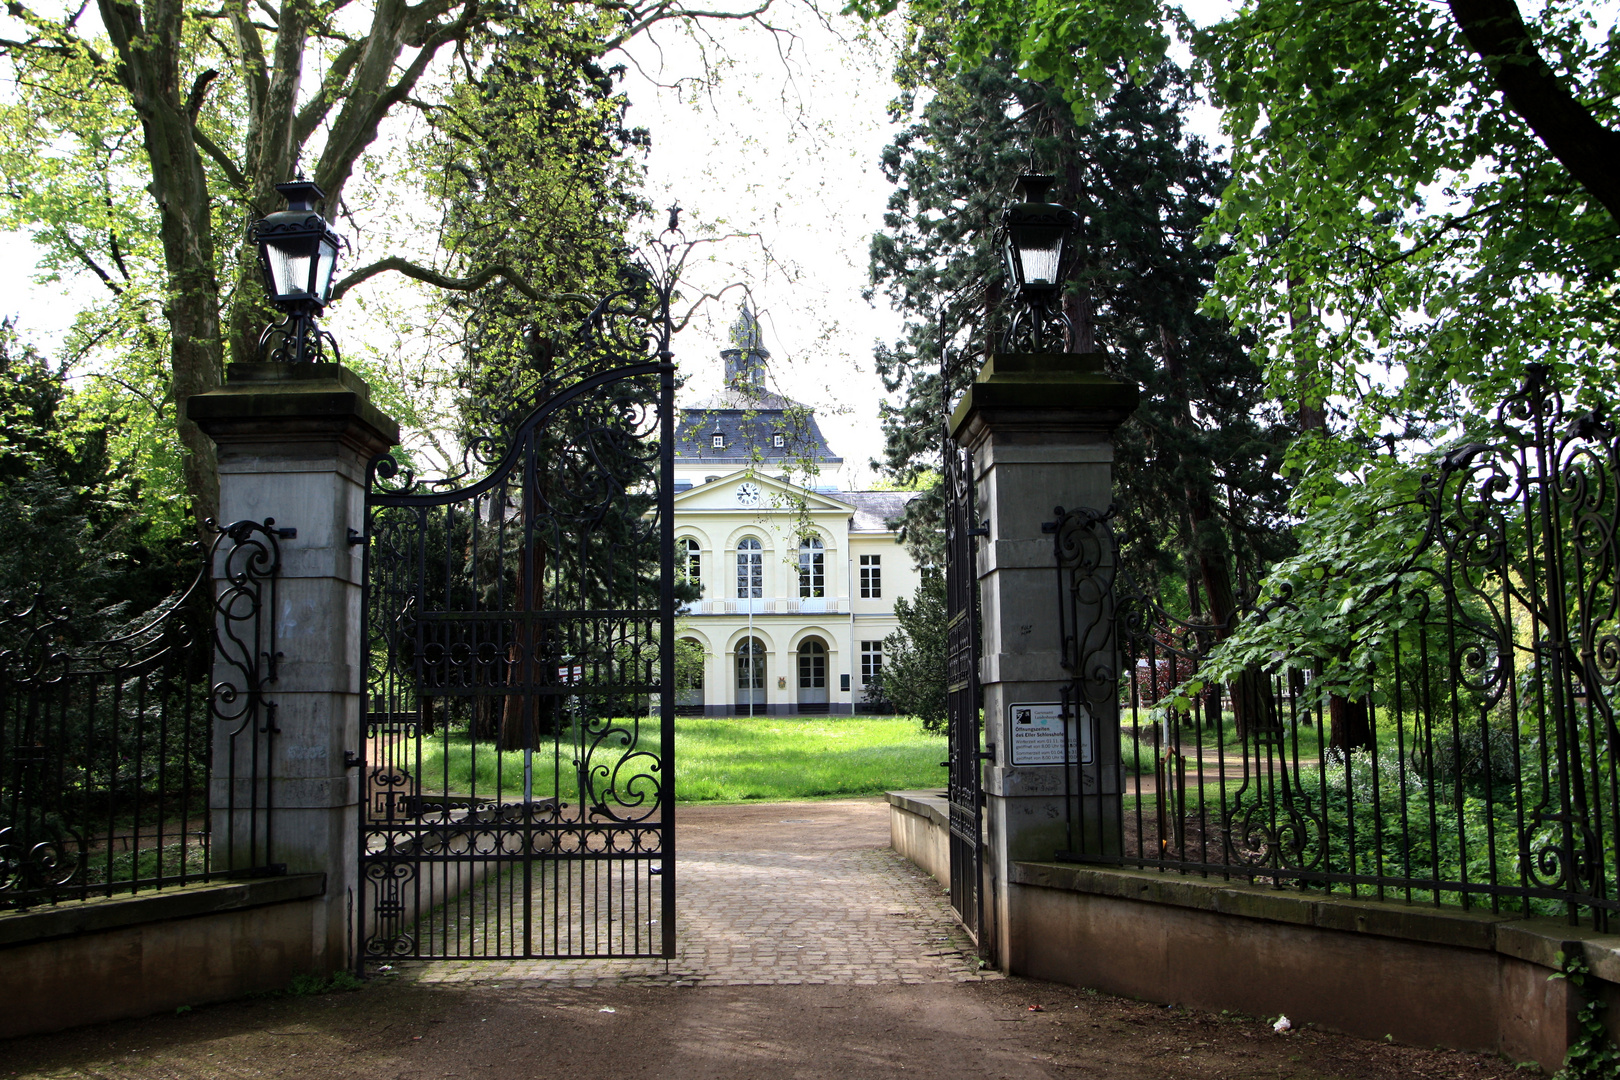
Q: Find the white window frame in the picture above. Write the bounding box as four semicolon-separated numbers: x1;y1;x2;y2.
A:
859;554;881;598
798;536;825;598
861;640;883;683
736;537;763;599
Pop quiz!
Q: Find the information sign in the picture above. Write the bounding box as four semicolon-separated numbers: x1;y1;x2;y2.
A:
1008;701;1092;766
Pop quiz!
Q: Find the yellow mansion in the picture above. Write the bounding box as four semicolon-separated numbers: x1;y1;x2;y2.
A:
672;308;919;715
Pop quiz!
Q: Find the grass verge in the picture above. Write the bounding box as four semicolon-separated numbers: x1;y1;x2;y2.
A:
408;714;947;805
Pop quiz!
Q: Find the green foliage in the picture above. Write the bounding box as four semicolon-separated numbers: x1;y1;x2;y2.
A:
253;970;366;999
428;5;651;439
0;323;191;620
878;570;949;732
881;0;1620;495
1551;951;1620;1080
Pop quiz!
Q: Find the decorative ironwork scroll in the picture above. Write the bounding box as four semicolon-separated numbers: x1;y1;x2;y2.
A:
1060;365;1620;928
209;518;287;876
357;232;681;964
0;516;286;908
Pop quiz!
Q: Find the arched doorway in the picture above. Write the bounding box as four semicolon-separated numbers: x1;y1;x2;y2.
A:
676;637;705;714
736;636;765;714
797;637;828;714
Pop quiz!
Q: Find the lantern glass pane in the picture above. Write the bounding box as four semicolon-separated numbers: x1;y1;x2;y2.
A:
1010;222;1065;285
266;235;319;299
313;237;339;303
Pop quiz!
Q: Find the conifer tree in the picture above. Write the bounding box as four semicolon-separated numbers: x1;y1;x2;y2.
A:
870;34;1296;732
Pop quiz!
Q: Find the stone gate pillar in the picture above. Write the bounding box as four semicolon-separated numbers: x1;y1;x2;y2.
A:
188;362;399;973
948;350;1137;969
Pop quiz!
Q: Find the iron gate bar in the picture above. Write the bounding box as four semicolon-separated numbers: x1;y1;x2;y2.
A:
943;430;985;949
357;292;678;964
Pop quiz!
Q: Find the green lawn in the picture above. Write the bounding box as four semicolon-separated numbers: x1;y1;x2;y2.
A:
408;714;947;805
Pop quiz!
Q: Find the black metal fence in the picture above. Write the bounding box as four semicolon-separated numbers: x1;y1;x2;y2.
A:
0;520;283;909
1054;367;1620;928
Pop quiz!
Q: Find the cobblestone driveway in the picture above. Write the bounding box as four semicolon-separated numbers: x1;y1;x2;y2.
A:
400;797;995;988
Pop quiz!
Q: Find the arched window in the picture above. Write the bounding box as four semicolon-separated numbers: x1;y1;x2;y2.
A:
798;536;825;598
736;537;762;598
678;537;701;589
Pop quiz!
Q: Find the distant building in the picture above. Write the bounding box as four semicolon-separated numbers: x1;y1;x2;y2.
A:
672;305;919;716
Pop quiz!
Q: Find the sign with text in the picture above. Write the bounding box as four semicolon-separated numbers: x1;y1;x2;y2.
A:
1008;701;1092;766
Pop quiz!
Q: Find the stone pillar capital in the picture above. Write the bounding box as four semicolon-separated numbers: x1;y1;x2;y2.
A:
948;351;1138;451
186;362;400;462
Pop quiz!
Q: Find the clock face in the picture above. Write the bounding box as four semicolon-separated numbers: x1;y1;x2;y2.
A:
736;482;762;507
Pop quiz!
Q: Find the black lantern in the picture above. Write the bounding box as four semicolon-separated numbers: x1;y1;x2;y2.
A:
999;174;1080;352
251;179;343;362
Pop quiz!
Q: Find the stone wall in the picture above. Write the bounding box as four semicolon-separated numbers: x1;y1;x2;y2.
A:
1009;862;1620;1071
888;791;950;885
884;798;1617;1071
0;876;328;1038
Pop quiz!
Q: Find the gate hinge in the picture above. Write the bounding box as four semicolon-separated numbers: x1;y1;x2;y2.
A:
347;528;366;547
967;521;990;538
344;750;363;769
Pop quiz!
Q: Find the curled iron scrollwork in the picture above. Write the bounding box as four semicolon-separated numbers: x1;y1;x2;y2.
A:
358;231;682;962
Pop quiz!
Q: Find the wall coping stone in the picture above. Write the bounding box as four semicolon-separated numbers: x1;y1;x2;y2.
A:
0;874;326;949
888;790;949;830
1012;860;1620;974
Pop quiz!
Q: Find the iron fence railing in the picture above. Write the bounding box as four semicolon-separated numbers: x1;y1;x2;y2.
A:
1052;366;1620;928
0;520;283;909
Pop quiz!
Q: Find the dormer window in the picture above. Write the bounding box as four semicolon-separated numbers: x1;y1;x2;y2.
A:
772;432;786;448
712;432;725;448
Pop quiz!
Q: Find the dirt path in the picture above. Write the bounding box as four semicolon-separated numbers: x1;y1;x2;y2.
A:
3;798;1526;1080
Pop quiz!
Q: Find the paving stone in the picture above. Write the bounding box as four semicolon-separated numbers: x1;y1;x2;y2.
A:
400;809;997;989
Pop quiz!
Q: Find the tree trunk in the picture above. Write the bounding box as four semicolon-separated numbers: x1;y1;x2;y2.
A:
1160;327;1277;740
1329;693;1372;752
97;0;225;540
500;532;547;752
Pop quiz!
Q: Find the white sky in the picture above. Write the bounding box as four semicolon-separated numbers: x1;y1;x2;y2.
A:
615;6;910;487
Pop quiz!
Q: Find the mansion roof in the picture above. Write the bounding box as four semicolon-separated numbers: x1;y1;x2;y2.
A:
675;304;844;468
827;490;914;532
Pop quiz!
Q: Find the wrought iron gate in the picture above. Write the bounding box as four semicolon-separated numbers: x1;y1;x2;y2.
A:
943;429;985;946
357;283;676;965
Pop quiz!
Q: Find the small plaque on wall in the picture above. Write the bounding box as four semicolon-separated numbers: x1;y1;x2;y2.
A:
1008;701;1092;766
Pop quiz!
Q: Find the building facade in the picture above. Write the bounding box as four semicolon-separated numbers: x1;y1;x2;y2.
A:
671;307;919;716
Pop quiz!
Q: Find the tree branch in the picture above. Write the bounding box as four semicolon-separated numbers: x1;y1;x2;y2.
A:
1447;0;1620;224
194;126;249;190
291;39;363;147
329;255;591;303
55;230;124;296
603;0;777;50
185;68;219;120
